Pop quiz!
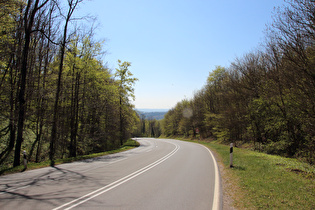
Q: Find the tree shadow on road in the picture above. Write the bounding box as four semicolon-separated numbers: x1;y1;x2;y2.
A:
0;165;97;209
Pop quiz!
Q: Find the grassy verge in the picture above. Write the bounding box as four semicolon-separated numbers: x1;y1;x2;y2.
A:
0;139;140;176
176;138;315;209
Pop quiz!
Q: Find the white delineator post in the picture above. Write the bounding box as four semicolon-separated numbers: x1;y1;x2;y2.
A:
230;143;233;168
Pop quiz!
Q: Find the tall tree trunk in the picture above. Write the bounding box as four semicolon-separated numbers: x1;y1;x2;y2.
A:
50;0;80;164
119;95;123;145
36;3;53;162
14;0;42;167
0;55;16;164
69;71;80;157
49;29;66;165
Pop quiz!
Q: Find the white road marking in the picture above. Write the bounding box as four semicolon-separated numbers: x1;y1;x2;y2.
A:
52;142;180;210
200;144;221;210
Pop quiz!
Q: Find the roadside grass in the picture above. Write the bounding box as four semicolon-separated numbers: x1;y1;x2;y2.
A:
206;141;315;209
0;139;140;176
173;137;315;209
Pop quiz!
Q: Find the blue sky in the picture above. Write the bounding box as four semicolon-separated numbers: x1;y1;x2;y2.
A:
76;0;285;109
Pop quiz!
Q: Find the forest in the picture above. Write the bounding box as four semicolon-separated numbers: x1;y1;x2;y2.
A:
1;0;314;169
133;112;162;138
162;0;315;164
0;0;139;169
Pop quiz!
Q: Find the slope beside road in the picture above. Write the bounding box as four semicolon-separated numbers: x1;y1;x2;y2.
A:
0;138;221;210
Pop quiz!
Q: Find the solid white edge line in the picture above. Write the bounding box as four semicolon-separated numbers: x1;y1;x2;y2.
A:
52;141;179;210
201;145;221;210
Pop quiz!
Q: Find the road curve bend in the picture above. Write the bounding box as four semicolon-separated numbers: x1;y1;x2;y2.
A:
0;138;221;210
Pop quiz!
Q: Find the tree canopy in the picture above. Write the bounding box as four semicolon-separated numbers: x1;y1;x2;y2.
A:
162;0;315;164
0;0;138;168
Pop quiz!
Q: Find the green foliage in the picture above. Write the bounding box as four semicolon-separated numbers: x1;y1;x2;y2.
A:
115;59;138;101
0;0;21;55
162;2;315;163
134;112;162;138
202;141;315;209
122;139;140;147
207;65;227;85
114;59;138;145
0;2;140;167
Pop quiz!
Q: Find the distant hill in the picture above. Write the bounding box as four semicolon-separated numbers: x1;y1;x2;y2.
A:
137;108;169;113
136;109;168;120
142;112;167;120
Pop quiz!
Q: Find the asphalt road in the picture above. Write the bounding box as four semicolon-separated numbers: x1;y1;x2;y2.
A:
0;138;221;210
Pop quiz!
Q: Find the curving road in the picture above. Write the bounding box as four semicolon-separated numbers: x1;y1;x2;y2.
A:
0;138;221;210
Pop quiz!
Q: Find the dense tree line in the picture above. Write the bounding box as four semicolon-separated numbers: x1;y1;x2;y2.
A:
134;113;162;138
0;0;138;168
163;0;315;164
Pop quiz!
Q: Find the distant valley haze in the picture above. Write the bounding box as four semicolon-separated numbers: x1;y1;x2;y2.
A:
136;109;168;120
136;108;169;113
